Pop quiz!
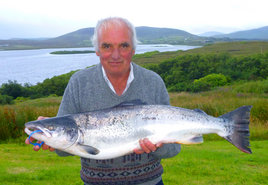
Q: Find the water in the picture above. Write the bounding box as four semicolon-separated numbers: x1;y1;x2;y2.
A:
0;45;199;85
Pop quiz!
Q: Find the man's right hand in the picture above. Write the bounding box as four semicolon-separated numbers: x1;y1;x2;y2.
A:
25;116;55;152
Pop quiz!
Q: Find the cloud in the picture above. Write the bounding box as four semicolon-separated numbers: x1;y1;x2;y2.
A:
0;0;268;38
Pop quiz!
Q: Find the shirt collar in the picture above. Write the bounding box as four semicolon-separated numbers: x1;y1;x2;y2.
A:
102;63;134;95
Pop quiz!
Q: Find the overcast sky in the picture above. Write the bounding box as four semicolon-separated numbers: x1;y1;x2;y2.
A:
0;0;268;39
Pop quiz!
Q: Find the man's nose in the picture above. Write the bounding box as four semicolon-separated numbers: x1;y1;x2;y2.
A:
111;48;120;59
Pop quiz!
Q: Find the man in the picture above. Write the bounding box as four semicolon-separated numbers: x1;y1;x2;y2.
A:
26;17;180;185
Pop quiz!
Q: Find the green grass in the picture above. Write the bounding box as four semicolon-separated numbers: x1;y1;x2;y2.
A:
50;50;95;55
0;143;81;185
162;140;268;185
0;141;267;185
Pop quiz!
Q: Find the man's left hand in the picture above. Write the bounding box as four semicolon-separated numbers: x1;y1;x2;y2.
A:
133;138;163;154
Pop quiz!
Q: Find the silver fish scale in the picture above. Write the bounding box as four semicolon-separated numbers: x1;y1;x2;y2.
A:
72;105;228;149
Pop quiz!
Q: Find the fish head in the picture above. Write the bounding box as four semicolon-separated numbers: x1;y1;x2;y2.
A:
25;116;79;150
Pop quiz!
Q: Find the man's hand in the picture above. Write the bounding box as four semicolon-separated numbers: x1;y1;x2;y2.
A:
25;116;55;152
133;138;163;154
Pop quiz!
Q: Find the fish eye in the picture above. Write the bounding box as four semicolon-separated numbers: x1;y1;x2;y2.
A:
48;125;54;130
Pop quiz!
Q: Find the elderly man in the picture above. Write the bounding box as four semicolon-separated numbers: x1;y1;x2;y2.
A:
26;17;180;185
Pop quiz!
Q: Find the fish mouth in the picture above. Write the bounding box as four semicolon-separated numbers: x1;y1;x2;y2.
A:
25;125;52;138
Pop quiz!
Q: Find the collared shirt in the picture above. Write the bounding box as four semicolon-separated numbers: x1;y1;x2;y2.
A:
102;63;134;95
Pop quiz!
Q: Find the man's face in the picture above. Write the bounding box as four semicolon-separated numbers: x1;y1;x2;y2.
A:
96;24;135;77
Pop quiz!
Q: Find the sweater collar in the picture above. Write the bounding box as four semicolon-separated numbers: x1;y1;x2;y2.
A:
101;63;134;95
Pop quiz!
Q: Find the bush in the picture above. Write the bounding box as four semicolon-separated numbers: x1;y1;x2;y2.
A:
0;94;14;104
192;74;228;92
0;80;27;99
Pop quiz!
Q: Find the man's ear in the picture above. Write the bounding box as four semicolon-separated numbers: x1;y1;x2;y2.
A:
132;49;135;56
96;51;100;56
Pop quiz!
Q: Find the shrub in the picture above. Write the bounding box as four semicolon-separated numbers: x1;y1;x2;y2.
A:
0;80;27;99
192;74;228;92
0;94;14;105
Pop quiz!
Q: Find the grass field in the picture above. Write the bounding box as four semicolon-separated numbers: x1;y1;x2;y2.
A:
0;140;267;185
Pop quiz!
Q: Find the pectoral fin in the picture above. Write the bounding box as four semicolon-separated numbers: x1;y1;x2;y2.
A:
176;135;204;144
77;143;100;155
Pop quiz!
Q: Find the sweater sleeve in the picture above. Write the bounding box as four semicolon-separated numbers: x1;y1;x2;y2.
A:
57;76;80;117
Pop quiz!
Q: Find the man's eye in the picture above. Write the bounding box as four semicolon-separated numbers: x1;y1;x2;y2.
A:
102;43;111;49
121;43;130;48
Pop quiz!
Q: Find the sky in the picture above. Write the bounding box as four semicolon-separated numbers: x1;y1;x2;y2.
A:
0;0;268;39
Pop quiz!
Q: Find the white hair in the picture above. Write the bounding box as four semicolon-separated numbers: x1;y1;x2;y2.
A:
92;17;138;51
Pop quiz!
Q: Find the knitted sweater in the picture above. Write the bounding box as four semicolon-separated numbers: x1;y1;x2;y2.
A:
56;63;180;185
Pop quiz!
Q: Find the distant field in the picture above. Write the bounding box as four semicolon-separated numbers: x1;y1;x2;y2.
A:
0;141;267;185
180;41;268;56
50;50;95;54
133;41;268;65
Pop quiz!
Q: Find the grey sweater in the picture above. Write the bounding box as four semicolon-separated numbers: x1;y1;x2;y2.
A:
57;63;180;185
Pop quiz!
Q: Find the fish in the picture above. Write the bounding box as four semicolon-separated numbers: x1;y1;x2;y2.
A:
24;101;252;159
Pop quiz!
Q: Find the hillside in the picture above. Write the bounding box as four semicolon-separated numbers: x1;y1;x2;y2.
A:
0;27;216;50
135;26;202;45
132;41;268;65
198;31;224;37
1;25;268;50
215;26;268;40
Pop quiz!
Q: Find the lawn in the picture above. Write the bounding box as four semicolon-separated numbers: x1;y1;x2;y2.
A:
1;140;267;185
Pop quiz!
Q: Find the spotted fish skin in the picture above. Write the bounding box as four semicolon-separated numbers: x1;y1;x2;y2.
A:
25;104;252;159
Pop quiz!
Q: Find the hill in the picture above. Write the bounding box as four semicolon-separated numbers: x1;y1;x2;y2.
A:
135;26;202;45
0;27;218;50
198;31;224;37
215;26;268;40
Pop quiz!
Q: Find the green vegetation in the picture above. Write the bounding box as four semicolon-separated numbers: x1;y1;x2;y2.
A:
0;41;267;184
50;50;95;55
0;141;267;184
0;82;267;142
162;140;268;185
192;73;229;92
0;70;77;103
132;50;160;59
1;42;267;104
0;97;61;141
145;53;267;92
133;41;268;65
0;143;81;185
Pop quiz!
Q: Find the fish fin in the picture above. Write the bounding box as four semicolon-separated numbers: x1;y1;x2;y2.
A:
114;99;147;107
77;143;100;155
220;106;252;154
193;108;207;115
176;135;203;144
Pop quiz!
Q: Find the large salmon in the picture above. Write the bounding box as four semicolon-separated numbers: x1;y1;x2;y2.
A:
25;101;252;159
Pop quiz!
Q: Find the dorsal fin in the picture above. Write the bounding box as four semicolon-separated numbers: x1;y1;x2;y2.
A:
193;108;207;115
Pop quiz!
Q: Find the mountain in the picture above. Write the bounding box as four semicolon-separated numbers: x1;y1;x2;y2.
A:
46;28;95;47
198;31;224;37
214;26;268;40
0;26;223;50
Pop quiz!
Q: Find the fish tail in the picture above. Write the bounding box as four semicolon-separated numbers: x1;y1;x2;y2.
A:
220;106;252;154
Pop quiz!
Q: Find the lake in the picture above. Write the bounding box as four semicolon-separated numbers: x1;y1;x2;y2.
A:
0;45;199;85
